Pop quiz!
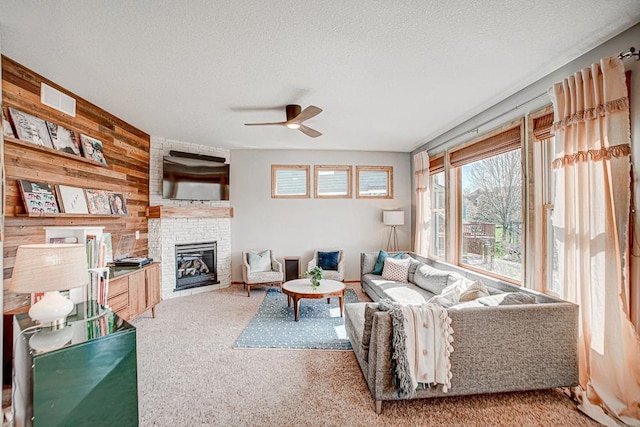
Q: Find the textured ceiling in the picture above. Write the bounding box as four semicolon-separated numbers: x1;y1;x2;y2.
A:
1;1;639;152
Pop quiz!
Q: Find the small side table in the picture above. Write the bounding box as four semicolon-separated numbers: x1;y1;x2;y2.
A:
284;257;301;282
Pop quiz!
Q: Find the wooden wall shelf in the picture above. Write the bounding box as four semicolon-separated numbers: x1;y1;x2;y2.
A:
146;206;234;219
4;136;108;168
3;55;151;312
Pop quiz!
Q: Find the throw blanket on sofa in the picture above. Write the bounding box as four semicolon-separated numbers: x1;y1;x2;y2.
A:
378;299;454;398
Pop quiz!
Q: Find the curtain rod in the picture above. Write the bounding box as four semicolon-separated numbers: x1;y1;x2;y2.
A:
427;92;547;151
618;46;639;60
426;46;638;152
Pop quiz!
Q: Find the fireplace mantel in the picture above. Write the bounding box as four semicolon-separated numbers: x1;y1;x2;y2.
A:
146;206;234;219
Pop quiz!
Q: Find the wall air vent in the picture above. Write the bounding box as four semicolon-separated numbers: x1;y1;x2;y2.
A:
40;82;76;117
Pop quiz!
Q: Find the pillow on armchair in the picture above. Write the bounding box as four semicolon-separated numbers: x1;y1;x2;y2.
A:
318;251;340;270
248;250;271;272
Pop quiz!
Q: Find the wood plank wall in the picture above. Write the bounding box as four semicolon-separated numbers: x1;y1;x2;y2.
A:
2;56;150;311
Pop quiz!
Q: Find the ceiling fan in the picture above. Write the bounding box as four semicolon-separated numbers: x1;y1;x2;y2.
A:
244;104;323;138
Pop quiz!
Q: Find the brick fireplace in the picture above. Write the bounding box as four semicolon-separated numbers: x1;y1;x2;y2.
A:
148;137;231;300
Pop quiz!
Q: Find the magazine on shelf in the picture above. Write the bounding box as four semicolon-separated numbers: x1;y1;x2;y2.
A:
56;185;90;214
8;107;54;148
3;110;15;138
46;122;82;156
18;180;60;214
84;189;112;214
79;134;107;165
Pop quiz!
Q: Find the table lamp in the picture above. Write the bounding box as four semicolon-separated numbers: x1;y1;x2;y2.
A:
10;244;89;328
383;210;405;252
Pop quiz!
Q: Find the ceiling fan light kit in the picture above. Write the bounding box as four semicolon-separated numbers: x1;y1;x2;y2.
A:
245;104;323;138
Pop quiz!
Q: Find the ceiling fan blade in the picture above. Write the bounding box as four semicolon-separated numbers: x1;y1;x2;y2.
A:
299;124;322;138
289;105;322;124
244;122;287;126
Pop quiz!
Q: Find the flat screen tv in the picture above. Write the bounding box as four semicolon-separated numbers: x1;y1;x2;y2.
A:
162;154;229;201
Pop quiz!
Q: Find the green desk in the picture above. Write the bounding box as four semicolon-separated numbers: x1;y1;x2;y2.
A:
13;302;138;427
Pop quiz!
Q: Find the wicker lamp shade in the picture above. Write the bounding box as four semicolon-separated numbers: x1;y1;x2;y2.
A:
10;244;89;293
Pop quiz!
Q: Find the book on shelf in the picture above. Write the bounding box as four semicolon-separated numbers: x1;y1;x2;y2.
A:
85;234;108;269
49;236;78;244
103;233;113;264
87;268;109;311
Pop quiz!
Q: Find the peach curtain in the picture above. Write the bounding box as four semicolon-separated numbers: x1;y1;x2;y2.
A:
550;57;640;426
414;151;429;255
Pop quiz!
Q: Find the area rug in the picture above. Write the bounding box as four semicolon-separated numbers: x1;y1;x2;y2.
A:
233;288;359;350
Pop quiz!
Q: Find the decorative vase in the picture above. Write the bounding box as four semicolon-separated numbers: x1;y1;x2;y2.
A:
310;277;320;289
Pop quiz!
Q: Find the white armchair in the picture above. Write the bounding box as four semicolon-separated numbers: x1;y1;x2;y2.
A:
307;250;345;282
241;250;284;297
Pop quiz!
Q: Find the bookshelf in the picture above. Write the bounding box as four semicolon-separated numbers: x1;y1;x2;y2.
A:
44;226;106;304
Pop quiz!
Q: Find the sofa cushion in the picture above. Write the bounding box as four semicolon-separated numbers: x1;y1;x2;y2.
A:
477;292;537;306
413;264;452;295
362;303;378;361
384;286;430;305
362;252;378;275
372;250;403;275
362;273;436;303
381;257;410;282
459;282;490;301
449;299;485;310
318;251;340;270
404;256;422;283
248;250;271;272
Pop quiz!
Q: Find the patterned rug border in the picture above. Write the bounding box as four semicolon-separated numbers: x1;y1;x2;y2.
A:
233;288;359;351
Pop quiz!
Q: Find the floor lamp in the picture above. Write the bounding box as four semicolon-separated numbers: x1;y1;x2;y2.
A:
383;210;404;252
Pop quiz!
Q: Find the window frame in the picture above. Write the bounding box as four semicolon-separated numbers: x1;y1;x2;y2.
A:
452;119;525;285
429;170;446;260
428;154;446;260
528;106;560;296
314;165;352;199
355;166;393;199
271;164;311;199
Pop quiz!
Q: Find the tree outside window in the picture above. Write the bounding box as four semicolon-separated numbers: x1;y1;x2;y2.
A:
460;149;523;281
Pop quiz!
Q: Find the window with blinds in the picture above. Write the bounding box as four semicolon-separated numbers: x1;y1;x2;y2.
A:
271;165;310;198
453;123;524;283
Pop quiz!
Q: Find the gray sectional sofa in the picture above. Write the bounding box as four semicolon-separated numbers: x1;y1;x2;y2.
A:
345;251;579;414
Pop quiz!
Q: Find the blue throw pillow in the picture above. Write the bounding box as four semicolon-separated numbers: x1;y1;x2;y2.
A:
372;250;403;275
317;251;340;270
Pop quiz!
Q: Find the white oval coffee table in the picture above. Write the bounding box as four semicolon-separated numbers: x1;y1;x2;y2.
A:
281;278;346;322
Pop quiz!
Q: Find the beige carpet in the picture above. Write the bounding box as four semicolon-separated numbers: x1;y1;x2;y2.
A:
132;284;597;426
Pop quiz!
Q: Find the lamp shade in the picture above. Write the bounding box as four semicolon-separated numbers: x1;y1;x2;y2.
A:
383;210;405;226
9;244;89;293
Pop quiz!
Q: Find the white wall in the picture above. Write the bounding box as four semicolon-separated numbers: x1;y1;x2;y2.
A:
230;150;411;282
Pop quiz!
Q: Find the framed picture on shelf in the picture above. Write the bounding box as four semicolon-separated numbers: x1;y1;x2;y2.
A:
18;180;60;214
3;110;15;138
8;108;54;149
108;192;128;216
79;134;107;165
84;189;112;214
56;184;90;214
47;122;81;156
